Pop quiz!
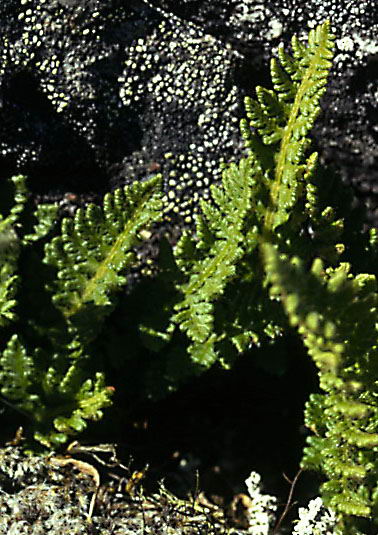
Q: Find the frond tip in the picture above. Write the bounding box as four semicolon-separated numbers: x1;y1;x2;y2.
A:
242;20;335;234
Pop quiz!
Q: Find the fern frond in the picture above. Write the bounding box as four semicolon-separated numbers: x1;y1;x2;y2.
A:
0;334;113;448
0;175;28;235
0;174;162;448
0;176;30;326
34;372;113;448
0;335;40;412
170;23;335;370
0;266;18;326
263;242;378;524
241;21;335;234
23;203;58;243
44;175;162;338
172;157;260;366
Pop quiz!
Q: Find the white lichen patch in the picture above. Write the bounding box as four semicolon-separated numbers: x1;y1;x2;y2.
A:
336;36;355;52
292;497;338;535
352;31;378;58
243;471;277;535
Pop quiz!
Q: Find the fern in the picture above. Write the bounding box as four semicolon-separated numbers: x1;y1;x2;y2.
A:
44;176;162;341
263;244;378;530
241;21;378;531
0;21;376;534
0;174;162;447
23;203;59;243
163;20;378;532
242;22;334;236
0;334;39;413
171;157;261;366
0;175;27;326
237;20;377;532
168;22;335;369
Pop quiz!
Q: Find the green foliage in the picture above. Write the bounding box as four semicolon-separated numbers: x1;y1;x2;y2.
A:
44;176;162;344
0;20;376;535
0;334;37;411
0;176;27;326
167;21;335;369
156;20;376;532
171;157;261;366
263;245;378;528
0;175;162;447
242;22;334;235
238;21;376;533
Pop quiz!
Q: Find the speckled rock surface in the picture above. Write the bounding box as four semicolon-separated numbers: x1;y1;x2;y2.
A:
0;445;278;535
0;1;377;223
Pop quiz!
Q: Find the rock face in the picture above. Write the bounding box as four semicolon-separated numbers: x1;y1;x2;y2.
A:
0;0;377;224
0;445;278;535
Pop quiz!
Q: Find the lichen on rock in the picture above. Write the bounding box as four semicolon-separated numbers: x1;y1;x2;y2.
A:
0;1;377;225
0;446;279;535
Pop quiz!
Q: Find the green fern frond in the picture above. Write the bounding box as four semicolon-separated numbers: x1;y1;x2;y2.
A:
0;334;113;448
263;242;378;525
0;335;40;412
23;203;58;243
0;267;18;326
45;175;162;337
0;175;30;326
170;22;335;370
241;21;335;234
35;373;113;448
0;174;163;448
0;175;28;235
25;176;161;446
172;157;260;366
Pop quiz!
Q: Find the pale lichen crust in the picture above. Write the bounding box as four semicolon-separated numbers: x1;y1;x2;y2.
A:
0;1;377;224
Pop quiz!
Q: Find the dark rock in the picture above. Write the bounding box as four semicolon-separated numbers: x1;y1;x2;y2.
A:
0;1;377;224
